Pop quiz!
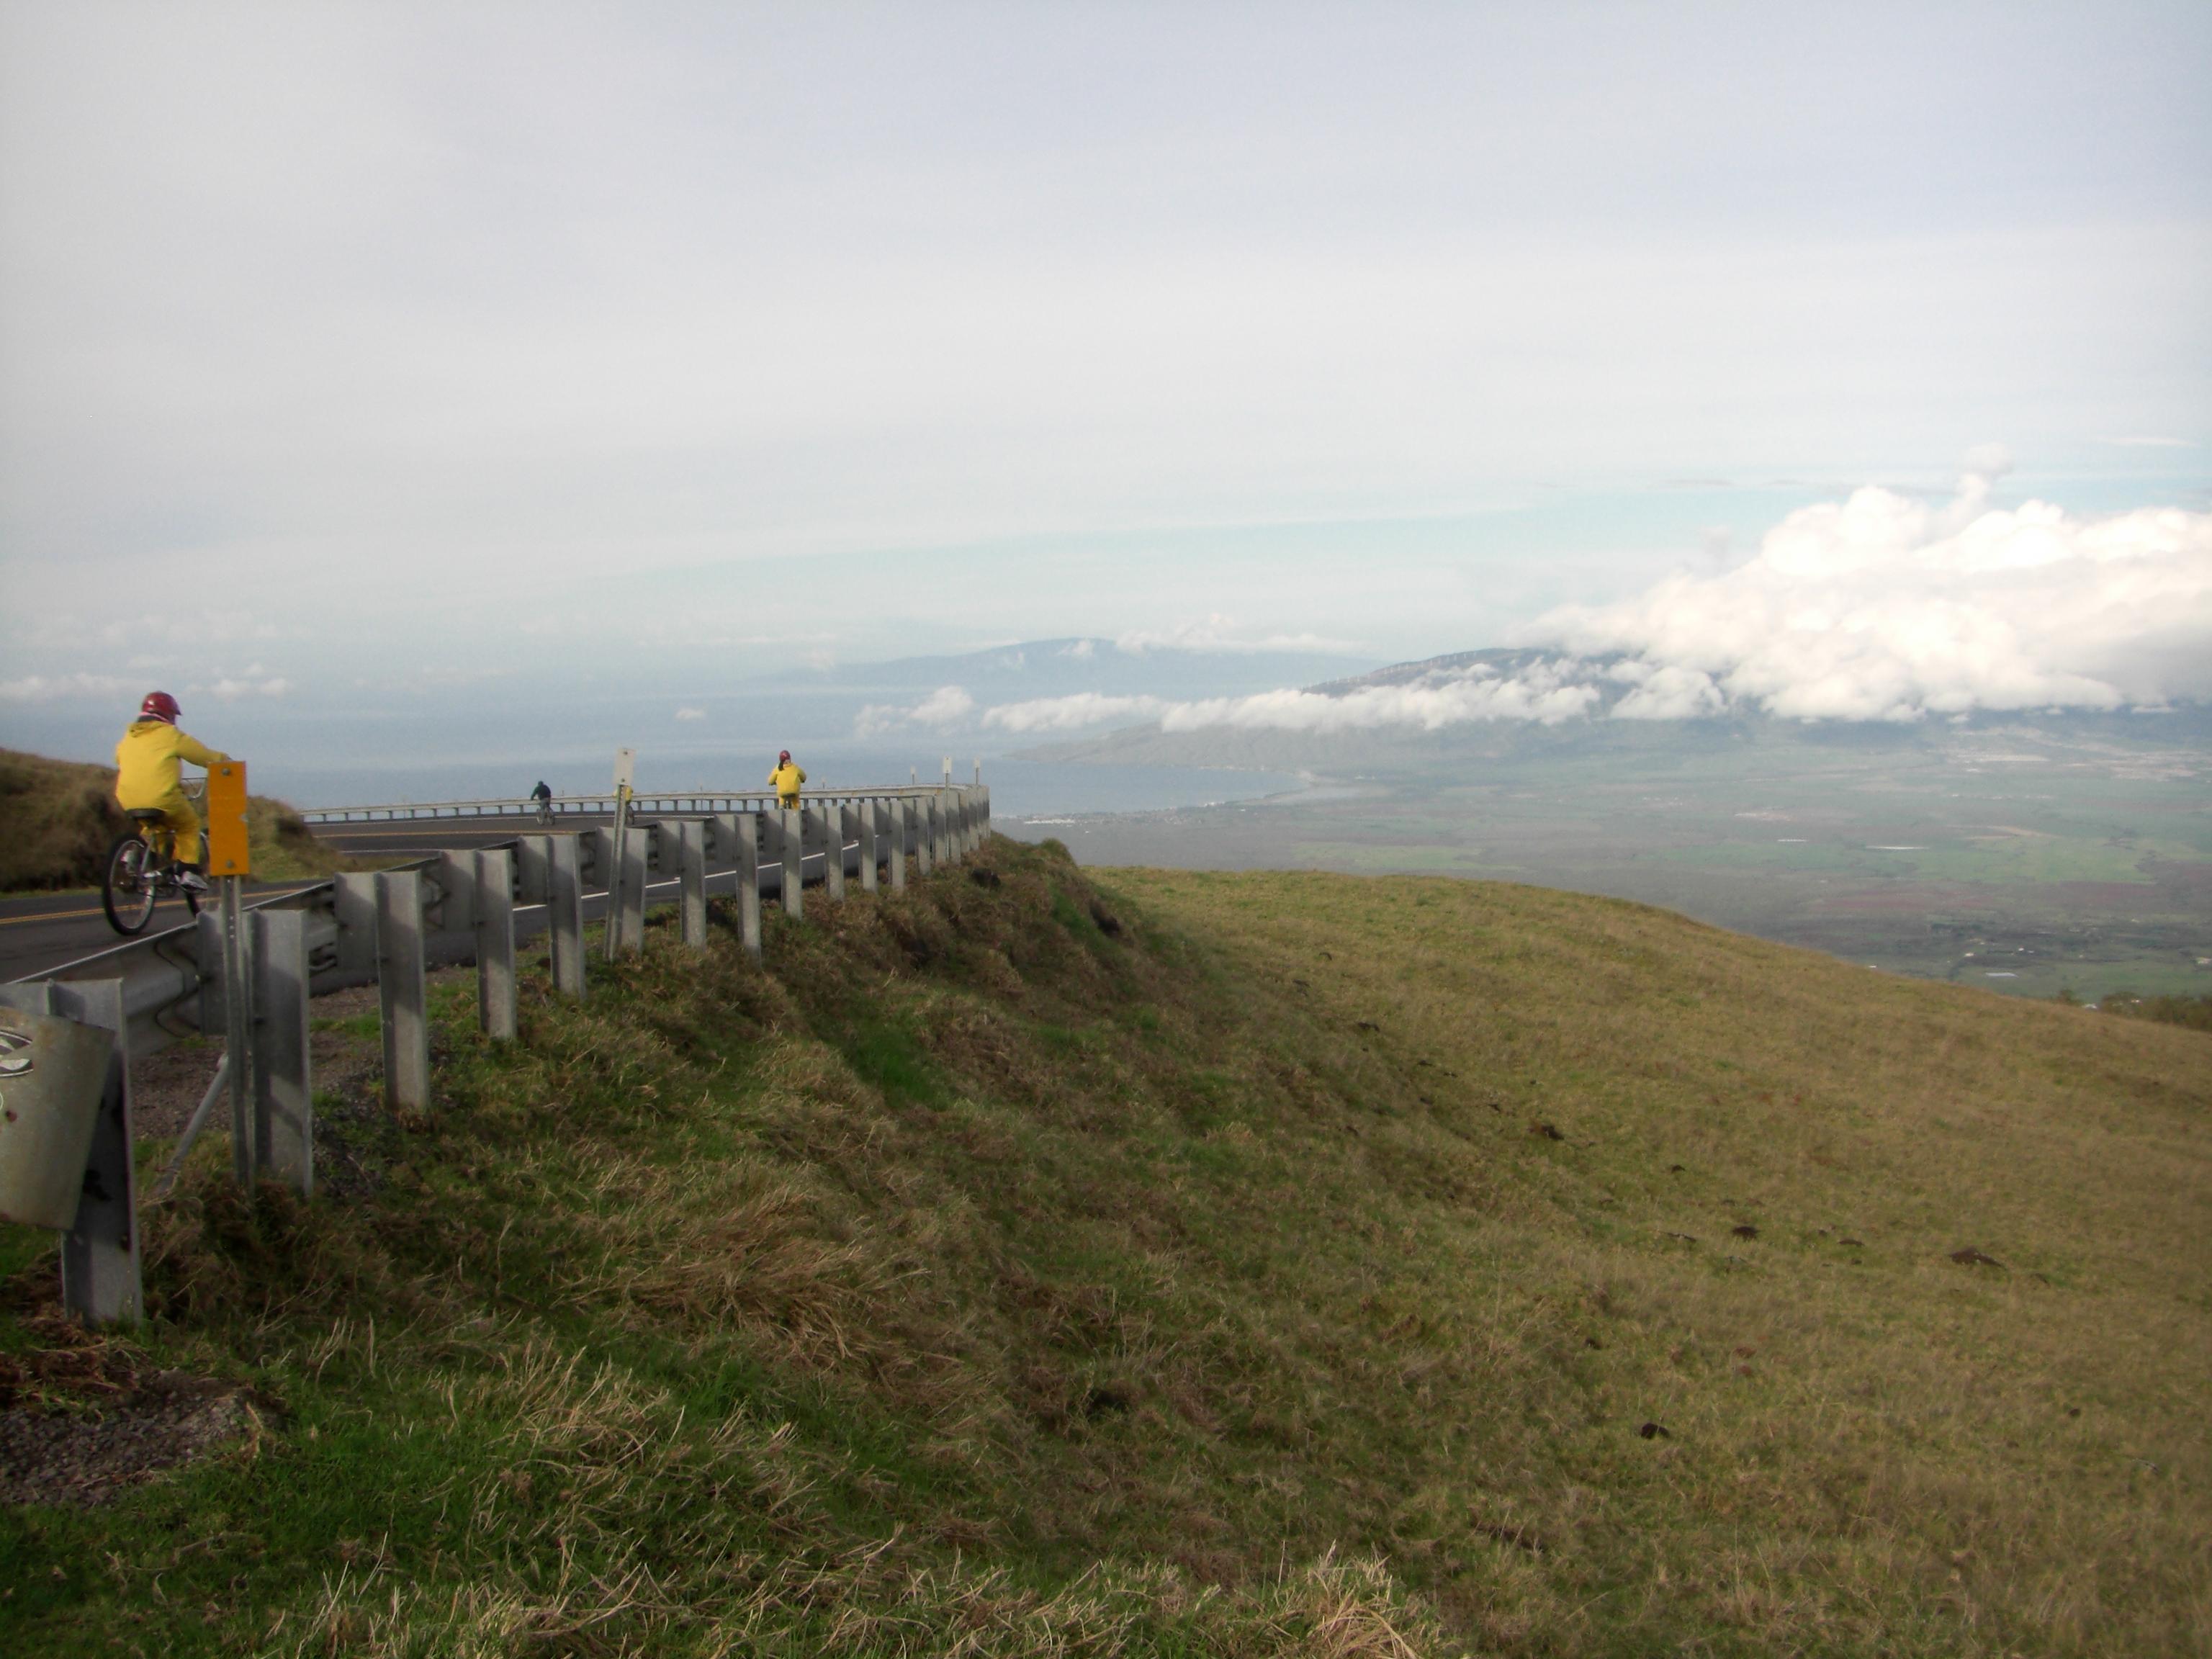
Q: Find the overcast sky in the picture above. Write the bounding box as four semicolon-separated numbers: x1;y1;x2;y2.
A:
4;1;2209;723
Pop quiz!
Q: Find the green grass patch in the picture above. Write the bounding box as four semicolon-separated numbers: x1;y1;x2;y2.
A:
835;1015;950;1110
308;1012;379;1039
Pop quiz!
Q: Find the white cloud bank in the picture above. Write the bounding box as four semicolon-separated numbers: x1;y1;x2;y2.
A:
1537;464;2212;721
853;469;2212;738
1113;616;1359;655
985;693;1170;734
0;672;140;704
853;663;1596;737
856;685;979;736
1156;665;1598;732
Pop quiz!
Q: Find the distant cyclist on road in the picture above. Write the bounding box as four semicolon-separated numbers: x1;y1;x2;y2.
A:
768;750;806;808
114;692;230;893
530;780;554;825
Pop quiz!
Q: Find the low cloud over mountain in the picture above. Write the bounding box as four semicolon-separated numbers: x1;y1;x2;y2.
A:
1539;456;2210;721
858;464;2211;738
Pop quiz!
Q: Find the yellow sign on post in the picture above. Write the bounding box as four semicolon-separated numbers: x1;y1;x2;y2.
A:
205;761;251;877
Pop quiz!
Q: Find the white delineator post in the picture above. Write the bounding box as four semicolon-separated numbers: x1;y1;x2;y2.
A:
603;748;637;961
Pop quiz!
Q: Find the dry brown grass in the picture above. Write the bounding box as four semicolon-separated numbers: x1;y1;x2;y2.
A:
269;1548;1444;1659
0;745;344;889
1111;868;2212;1655
0;747;133;889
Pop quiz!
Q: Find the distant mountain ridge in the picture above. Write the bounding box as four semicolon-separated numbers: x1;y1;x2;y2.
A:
1304;645;1607;697
1015;642;2212;774
739;638;1386;705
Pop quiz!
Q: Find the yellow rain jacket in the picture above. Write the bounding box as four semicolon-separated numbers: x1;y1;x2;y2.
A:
114;719;229;860
768;760;806;805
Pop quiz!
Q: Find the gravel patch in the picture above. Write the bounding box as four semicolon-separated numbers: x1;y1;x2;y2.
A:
0;1377;261;1506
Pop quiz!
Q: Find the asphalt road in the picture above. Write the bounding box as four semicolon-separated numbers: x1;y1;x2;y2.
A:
0;811;626;982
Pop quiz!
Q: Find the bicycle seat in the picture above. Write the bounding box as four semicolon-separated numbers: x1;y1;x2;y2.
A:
125;809;169;824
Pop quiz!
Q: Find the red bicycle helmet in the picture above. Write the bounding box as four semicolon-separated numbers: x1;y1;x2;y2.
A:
778;750;791;763
139;691;180;724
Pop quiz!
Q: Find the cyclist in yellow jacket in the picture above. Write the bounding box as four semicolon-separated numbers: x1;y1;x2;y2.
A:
768;750;806;807
114;691;230;892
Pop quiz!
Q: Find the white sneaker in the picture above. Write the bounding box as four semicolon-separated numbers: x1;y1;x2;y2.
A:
173;867;211;894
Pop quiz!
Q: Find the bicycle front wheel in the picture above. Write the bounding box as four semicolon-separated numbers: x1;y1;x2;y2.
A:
101;834;158;935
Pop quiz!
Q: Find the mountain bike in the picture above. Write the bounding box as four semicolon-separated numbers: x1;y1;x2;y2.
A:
101;804;206;935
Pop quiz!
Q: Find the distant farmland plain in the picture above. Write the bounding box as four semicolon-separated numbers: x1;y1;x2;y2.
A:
1007;709;2212;1005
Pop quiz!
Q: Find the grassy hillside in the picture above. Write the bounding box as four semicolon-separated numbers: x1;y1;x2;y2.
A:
0;747;341;890
1;840;2206;1655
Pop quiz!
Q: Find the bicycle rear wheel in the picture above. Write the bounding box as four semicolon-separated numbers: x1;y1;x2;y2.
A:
102;834;158;935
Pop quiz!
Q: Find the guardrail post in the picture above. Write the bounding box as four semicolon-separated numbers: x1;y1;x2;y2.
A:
515;830;550;980
376;871;431;1113
516;835;550;909
979;783;990;842
583;827;618;953
548;835;586;998
57;981;140;1324
884;800;907;890
934;791;953;866
590;825;648;956
676;820;708;948
815;804;845;901
780;807;804;918
0;980;141;1325
618;827;650;954
854;801;878;894
475;848;517;1039
249;909;313;1196
718;812;761;958
588;827;613;951
431;850;475;937
194;907;256;1183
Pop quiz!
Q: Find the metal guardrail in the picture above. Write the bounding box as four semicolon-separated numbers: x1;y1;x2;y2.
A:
298;781;979;824
2;785;990;1326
